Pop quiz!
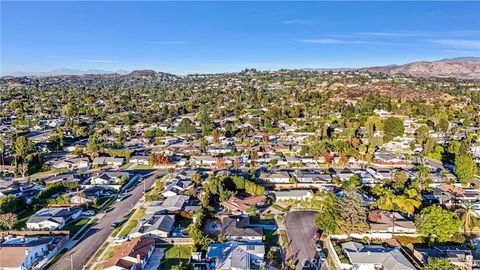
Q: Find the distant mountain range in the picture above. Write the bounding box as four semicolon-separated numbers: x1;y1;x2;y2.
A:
358;57;480;79
5;68;130;77
3;57;480;79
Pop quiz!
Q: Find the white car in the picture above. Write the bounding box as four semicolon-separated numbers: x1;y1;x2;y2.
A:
113;236;129;244
83;210;95;216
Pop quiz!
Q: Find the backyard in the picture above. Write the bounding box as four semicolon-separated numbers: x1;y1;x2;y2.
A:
158;245;193;269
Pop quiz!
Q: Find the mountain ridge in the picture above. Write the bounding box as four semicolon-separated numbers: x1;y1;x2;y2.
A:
2;57;479;79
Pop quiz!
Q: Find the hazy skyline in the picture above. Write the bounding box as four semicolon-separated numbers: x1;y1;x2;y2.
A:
1;1;480;75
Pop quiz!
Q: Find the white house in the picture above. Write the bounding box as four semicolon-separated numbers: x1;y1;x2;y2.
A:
26;207;83;230
271;190;314;201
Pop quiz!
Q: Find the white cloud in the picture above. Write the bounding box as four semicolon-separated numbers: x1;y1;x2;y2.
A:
430;39;480;49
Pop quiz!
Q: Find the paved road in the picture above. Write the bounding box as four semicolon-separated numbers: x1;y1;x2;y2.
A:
284;211;322;270
50;169;166;270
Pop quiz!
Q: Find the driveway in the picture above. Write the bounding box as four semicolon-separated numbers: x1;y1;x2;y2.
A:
284;211;322;270
50;169;166;270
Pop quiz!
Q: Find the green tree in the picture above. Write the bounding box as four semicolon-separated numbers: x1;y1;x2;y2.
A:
424;258;458;270
314;192;339;235
383;117;404;137
337;191;369;234
341;175;362;189
454;154;478;186
176;119;196;134
415;205;461;243
247;205;257;216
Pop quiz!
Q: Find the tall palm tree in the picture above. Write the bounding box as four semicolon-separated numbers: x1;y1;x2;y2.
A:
459;203;476;236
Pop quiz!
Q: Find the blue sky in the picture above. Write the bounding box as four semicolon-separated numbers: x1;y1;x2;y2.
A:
1;1;480;75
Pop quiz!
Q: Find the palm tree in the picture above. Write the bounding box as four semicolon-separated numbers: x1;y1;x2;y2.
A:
458;203;476;236
394;195;421;215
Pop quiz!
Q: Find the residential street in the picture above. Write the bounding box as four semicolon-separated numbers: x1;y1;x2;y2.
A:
50;169;166;270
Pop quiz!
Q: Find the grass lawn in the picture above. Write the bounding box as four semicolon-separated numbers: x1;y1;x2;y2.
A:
132;164;153;170
144;175;168;201
118;207;146;237
64;218;89;236
85;242;110;270
93;246;120;270
121;162;132;169
14;209;35;229
30;168;70;178
159;245;193;269
73;219;97;240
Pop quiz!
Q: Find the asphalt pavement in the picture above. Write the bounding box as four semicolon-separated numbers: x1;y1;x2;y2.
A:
50;169;166;270
284;211;322;270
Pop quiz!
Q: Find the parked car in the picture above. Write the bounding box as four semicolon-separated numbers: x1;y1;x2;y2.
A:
318;251;326;261
111;220;123;228
313;229;321;241
83;210;95;216
315;240;322;252
116;194;126;202
113;236;129;244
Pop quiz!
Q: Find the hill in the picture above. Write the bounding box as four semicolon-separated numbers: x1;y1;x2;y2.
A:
360;57;480;79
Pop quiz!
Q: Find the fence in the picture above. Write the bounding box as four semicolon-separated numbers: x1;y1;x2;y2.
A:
155;237;194;245
0;230;70;237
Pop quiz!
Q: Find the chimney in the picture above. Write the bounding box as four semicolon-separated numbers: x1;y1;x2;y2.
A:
136;254;141;265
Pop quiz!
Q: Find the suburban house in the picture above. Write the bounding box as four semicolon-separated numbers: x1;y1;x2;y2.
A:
103;237;155;270
51;157;90;170
368;211;416;234
340;241;416;270
26;206;83;230
44;173;83;185
259;171;291;184
207;241;265;270
220;194;266;215
0;236;67;270
413;245;480;270
190;156;218;167
220;216;263;242
373;151;406;166
207;145;236;156
92;156;125;167
70;186;109;204
146;195;190;214
162;174;193;197
271;190;314;201
294;170;334;185
129;214;175;238
90;171;130;185
129;155;150;166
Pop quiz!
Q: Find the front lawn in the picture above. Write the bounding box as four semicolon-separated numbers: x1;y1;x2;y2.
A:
14;209;35;229
118;207;146;237
159;245;193;269
63;218;89;236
